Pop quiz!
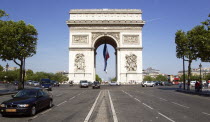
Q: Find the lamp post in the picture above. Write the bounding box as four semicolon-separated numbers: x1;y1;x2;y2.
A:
6;63;9;72
199;63;202;90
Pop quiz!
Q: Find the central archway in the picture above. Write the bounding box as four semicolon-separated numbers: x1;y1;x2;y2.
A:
93;36;118;82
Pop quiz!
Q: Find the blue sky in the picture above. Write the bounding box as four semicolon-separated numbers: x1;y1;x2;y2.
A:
0;0;210;80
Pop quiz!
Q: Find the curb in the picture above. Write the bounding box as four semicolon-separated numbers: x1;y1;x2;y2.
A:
176;89;210;97
0;91;18;96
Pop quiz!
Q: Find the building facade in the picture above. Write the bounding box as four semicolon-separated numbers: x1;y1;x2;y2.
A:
67;9;145;84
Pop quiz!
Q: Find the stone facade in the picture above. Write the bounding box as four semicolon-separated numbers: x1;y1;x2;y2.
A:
67;9;145;84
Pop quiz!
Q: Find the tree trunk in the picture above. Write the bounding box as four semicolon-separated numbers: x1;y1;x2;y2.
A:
18;60;23;90
187;59;192;90
22;57;25;89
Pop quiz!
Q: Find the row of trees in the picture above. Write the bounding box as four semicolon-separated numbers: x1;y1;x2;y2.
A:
0;65;68;83
143;75;167;81
175;14;210;89
0;10;38;89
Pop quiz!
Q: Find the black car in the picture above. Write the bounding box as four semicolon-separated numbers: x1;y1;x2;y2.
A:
51;81;60;87
92;81;100;89
41;79;53;91
0;88;53;116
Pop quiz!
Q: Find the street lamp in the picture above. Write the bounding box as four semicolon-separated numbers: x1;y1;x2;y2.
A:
6;63;9;72
199;63;202;90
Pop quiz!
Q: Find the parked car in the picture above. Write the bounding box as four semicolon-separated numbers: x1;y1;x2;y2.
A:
190;81;196;87
92;81;100;89
142;81;155;87
109;81;121;86
13;81;19;86
51;81;60;87
161;81;173;86
0;88;53;117
154;81;161;86
33;81;40;87
41;79;53;91
26;80;33;85
80;80;89;88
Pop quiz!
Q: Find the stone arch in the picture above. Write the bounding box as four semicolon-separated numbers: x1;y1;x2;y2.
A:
92;34;119;49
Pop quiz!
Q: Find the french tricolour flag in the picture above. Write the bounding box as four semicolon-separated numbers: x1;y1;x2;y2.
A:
103;44;110;72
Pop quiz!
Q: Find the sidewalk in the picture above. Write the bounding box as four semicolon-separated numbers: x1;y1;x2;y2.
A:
176;87;210;96
0;83;18;96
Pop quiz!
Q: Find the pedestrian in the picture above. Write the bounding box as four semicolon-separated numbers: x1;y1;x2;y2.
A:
195;81;198;92
197;81;201;92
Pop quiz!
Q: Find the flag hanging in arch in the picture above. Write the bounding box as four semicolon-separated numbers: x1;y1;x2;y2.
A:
103;43;110;72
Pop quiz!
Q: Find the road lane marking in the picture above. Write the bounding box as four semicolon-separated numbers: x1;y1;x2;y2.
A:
56;93;63;97
69;96;75;101
108;90;118;122
57;101;67;106
84;91;101;122
171;102;189;109
158;112;175;122
134;98;141;102
202;112;210;116
142;103;153;110
159;97;168;101
41;108;52;115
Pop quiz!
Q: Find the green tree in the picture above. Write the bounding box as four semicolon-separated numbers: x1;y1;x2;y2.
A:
155;75;167;81
143;76;154;81
0;10;38;89
96;74;102;82
0;65;3;72
110;77;117;81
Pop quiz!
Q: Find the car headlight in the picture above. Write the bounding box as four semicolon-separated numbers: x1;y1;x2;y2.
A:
18;104;29;107
0;104;6;107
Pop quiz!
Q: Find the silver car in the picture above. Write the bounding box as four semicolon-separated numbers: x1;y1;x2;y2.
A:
142;81;155;87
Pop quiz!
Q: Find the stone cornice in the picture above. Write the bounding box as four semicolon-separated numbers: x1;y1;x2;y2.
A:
117;47;143;51
70;9;142;14
66;20;145;26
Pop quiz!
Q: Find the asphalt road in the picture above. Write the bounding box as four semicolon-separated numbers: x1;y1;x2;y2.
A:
0;85;210;122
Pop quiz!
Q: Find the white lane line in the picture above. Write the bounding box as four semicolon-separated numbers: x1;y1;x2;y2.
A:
56;101;67;106
171;102;189;109
158;112;175;122
159;97;168;101
69;96;75;101
134;98;141;102
84;91;101;122
56;93;63;97
108;90;118;122
41;108;52;115
202;112;210;116
142;103;153;110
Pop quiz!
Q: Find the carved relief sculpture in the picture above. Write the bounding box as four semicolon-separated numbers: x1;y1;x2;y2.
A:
125;53;137;71
92;32;120;42
123;35;139;44
72;35;88;44
74;53;85;72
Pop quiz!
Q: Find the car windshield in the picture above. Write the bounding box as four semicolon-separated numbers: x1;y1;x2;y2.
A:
14;89;37;98
81;81;87;83
42;81;51;84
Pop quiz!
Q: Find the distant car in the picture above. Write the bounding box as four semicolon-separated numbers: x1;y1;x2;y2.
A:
80;80;89;88
190;81;196;87
33;81;40;87
26;80;33;85
51;81;60;87
92;81;100;89
109;81;121;86
155;81;161;86
88;81;93;86
13;81;19;86
161;81;173;86
41;79;53;91
0;88;53;117
142;81;155;87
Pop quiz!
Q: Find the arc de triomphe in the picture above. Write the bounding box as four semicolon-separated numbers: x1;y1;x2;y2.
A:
66;9;145;84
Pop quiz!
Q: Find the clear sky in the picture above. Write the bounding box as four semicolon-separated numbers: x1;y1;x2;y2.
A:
0;0;210;80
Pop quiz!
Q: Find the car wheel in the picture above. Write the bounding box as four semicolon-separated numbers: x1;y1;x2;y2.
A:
48;100;53;108
30;106;36;116
1;113;7;117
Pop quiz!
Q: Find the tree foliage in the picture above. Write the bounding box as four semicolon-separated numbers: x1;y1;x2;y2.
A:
143;76;154;81
0;10;38;89
175;14;210;88
96;74;102;82
155;75;167;81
